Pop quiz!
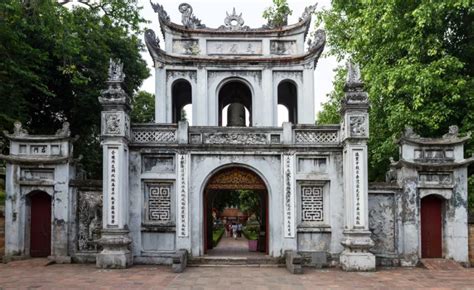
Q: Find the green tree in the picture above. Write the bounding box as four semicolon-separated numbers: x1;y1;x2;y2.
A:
262;0;292;27
239;190;262;224
131;91;155;123
0;0;150;177
317;1;474;211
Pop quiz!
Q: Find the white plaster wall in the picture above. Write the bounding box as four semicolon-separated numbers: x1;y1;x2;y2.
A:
188;153;289;257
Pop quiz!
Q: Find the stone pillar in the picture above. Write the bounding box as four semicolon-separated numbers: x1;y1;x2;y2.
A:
339;61;375;271
96;59;132;268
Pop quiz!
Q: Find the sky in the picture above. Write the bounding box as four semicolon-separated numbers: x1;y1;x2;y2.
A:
137;0;339;119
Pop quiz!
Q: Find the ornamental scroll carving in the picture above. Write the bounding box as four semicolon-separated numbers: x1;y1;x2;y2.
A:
206;167;266;190
203;133;267;145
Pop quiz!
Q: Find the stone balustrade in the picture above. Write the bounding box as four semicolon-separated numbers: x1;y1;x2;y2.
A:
130;122;340;146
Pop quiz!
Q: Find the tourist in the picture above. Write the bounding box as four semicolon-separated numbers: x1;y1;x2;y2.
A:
232;223;238;239
237;223;242;238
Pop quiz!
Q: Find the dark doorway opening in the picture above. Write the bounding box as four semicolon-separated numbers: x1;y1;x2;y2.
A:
218;81;252;127
421;195;443;258
203;167;268;256
29;191;52;257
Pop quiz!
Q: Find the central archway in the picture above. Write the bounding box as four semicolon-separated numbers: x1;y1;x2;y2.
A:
203;166;269;255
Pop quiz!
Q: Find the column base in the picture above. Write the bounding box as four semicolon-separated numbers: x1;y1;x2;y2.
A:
340;230;376;271
340;251;375;271
96;228;132;269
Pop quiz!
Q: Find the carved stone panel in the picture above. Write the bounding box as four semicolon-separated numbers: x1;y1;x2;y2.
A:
172;39;200;55
349;115;368;137
77;191;103;252
301;186;324;222
102;111;124;136
142;155;175;173
270;40;296;55
203;133;267;145
369;193;396;254
297;157;327;174
145;183;172;223
207;40;262;55
20;169;54;181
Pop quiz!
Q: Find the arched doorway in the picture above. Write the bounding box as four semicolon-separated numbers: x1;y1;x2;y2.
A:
420;195;443;258
28;190;52;257
172;79;192;123
218;80;252;127
203;166;269;255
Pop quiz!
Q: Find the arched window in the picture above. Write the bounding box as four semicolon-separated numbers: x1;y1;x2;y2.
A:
218;80;252;127
278;80;297;124
172;79;192;124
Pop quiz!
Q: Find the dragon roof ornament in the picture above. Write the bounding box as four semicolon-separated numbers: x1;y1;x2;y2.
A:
299;3;317;22
150;1;170;24
179;3;206;29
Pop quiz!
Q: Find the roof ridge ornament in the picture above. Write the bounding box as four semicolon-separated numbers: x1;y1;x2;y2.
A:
299;3;317;22
150;1;170;24
179;3;206;29
3;121;29;138
223;8;247;31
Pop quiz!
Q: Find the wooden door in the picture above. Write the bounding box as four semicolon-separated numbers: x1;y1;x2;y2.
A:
30;191;52;257
421;195;442;258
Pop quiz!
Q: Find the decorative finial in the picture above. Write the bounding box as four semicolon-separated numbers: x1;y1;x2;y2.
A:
346;60;362;86
99;58;129;106
13;121;28;136
179;3;205;29
107;59;125;83
403;126;420;139
224;8;245;30
443;125;459;139
56;122;71;137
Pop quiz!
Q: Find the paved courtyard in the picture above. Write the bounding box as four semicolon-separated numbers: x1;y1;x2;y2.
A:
0;259;473;289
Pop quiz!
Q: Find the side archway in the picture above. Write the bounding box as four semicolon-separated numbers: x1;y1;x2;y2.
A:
172;79;192;123
27;190;52;257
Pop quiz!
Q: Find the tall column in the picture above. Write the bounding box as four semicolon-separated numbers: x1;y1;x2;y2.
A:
339;61;375;271
96;59;132;268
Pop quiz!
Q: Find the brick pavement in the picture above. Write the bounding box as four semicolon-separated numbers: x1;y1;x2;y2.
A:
207;236;264;257
0;259;473;289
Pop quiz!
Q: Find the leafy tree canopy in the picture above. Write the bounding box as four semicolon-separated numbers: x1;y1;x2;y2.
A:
0;0;150;177
317;1;474;184
263;0;293;27
131;91;155;123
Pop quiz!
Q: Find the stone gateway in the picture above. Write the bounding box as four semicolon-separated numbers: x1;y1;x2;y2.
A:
1;3;472;272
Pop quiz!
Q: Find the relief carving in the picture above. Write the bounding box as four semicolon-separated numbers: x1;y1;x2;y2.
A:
77;191;103;252
203;133;267;144
349;115;367;137
104;113;122;135
369;194;396;254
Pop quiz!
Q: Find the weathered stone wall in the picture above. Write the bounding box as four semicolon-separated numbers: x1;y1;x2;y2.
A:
0;206;4;259
469;219;474;265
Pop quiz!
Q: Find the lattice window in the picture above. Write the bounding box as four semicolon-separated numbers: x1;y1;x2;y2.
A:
301;186;324;222
295;131;338;144
132;130;176;143
146;183;172;222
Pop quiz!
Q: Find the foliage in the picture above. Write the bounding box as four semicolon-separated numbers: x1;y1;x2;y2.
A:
243;221;259;240
211;190;241;213
317;1;474;184
0;188;5;206
238;190;261;224
131;91;155;123
0;0;149;177
469;175;474;215
262;0;292;27
212;227;225;247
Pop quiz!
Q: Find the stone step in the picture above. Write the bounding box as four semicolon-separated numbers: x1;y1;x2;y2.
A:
188;256;284;266
420;258;465;271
